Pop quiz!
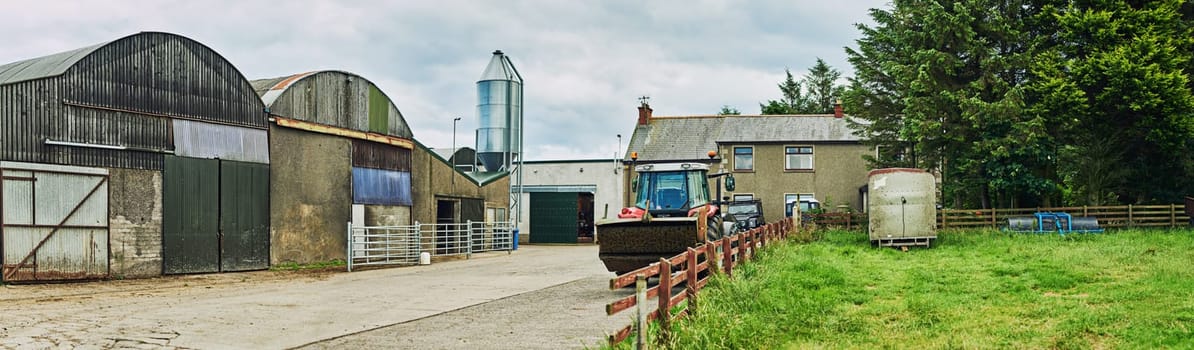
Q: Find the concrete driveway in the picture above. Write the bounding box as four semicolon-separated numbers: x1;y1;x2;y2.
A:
0;245;623;349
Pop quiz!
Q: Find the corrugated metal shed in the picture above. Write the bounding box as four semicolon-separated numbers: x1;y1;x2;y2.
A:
625;114;869;162
0;31;267;170
351;139;410;171
251;71;413;139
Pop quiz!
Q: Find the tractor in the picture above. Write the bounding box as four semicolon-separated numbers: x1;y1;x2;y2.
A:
597;161;736;274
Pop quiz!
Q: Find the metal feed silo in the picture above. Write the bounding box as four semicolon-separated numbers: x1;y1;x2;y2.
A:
475;50;522;172
867;168;937;247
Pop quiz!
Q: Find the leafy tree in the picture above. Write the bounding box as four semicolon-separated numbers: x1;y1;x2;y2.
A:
760;69;809;114
1031;0;1194;204
761;60;847;115
805;58;846;114
847;0;1055;208
717;105;741;115
848;0;1194;206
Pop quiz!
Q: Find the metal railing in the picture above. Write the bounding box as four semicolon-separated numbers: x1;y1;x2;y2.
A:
347;223;422;271
471;220;516;253
347;220;516;272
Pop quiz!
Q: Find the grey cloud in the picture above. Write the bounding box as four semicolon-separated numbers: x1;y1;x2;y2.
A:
0;0;888;160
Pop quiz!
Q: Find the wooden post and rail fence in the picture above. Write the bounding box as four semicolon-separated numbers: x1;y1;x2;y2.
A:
801;204;1190;230
604;203;1189;347
605;217;796;347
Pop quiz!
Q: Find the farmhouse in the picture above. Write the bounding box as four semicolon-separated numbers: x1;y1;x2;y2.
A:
623;101;873;219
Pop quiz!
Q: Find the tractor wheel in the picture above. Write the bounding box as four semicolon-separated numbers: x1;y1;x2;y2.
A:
706;215;724;241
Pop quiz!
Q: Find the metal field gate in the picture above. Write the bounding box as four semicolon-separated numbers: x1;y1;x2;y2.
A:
1;162;109;282
162;156;269;274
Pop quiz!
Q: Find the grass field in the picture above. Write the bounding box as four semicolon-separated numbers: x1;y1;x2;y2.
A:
656;229;1194;349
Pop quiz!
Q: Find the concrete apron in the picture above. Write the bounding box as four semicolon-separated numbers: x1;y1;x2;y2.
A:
0;245;609;349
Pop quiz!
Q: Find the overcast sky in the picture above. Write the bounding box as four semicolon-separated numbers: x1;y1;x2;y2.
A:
1;0;888;161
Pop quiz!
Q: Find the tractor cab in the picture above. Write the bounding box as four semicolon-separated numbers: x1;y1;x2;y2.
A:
621;163;712;218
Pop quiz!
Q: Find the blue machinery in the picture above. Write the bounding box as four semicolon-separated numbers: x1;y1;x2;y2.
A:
1007;212;1104;234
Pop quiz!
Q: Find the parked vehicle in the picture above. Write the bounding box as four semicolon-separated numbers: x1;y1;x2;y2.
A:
726;199;765;233
596;162;735;274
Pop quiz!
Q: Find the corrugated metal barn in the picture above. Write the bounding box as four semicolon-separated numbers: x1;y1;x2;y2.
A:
0;32;271;282
251;71;414;265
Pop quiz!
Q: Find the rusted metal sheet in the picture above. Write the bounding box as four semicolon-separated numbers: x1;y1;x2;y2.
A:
173;119;269;164
251;71;413;139
351;139;411;171
1;161;109;282
274;116;413;149
351;167;412;206
0;32;266;171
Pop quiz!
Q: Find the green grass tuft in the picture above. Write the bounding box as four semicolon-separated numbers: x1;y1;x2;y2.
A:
269;259;346;271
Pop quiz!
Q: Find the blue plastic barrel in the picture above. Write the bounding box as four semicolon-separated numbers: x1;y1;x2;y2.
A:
513;229;520;250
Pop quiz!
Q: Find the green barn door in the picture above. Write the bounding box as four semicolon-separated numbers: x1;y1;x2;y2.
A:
219;161;270;272
163;156;220;274
530;192;578;243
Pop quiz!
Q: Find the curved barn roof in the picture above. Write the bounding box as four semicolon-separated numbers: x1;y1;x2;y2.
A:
251;71;413;139
0;31;269;169
0;42;108;85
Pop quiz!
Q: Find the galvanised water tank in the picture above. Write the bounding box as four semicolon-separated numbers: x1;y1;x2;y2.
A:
475;50;522;172
867;168;937;246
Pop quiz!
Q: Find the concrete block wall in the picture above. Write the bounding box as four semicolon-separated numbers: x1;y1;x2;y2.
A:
107;168;163;278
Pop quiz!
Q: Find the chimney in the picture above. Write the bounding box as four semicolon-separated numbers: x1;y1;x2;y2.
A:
833;99;844;118
637;97;653;125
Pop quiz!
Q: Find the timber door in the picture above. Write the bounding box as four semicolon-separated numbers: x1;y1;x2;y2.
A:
529;192;579;243
163;156;269;274
1;162;110;282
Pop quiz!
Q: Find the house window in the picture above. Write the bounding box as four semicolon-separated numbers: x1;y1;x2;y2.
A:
785;146;813;170
733;147;753;171
733;194;754;201
784;193;817;216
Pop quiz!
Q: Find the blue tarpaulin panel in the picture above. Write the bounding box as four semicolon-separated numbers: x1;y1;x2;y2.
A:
352;167;412;206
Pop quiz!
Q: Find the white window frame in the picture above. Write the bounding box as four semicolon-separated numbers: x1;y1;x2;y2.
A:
785;145;814;171
733;146;754;171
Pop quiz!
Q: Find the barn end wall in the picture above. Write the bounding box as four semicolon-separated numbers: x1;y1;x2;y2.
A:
411;145;510;226
107;167;162;278
268;126;352;264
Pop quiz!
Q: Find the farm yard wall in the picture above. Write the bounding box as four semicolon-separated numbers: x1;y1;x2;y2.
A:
268;126;352;264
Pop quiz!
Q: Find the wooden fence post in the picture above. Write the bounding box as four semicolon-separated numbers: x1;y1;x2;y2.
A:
941;209;947;229
1171;204;1177;228
658;258;672;345
686;247;698;317
1083;205;1088;217
707;239;720;275
760;225;768;249
635;275;647;350
1128;204;1134;227
722;237;733;278
991;208;997;228
738;233;747;263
